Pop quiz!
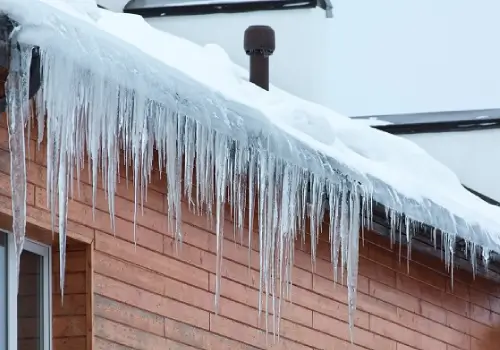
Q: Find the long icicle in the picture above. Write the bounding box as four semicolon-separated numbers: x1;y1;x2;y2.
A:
6;39;30;290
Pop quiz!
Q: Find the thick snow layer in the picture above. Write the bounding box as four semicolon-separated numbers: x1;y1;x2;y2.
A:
2;0;500;340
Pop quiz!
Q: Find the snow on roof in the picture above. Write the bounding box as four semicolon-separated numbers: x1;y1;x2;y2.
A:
2;0;500;340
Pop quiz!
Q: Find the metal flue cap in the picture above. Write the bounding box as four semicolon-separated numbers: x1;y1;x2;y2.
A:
244;25;275;56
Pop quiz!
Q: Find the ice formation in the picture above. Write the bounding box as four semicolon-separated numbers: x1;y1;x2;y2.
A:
2;0;500;341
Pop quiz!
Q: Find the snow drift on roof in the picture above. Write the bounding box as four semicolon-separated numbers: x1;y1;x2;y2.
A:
2;0;500;342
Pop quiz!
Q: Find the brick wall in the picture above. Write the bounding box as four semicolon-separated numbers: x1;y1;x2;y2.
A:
1;113;500;350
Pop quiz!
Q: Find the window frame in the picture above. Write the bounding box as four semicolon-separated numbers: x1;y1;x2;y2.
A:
5;231;52;350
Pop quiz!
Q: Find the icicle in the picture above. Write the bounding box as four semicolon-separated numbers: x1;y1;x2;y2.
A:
247;149;256;268
213;133;228;312
469;242;477;279
347;186;361;341
57;114;68;301
6;40;31;290
405;217;412;274
7;19;498;347
482;248;490;270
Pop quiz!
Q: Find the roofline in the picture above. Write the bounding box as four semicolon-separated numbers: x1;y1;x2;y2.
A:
123;0;320;17
373;117;500;135
353;108;500;135
463;185;500;207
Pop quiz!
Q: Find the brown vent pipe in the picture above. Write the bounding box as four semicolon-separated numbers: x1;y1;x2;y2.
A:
244;25;275;91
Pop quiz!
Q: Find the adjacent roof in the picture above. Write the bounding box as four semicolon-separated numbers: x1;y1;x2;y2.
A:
2;0;500;337
122;0;320;17
354;108;500;134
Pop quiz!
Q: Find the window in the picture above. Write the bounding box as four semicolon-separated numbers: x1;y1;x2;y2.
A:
1;230;52;350
122;0;318;17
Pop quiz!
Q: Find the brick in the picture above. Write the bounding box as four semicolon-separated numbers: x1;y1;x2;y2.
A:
360;256;397;287
293;280;369;328
489;295;500;314
94;295;164;336
173;220;260;269
94;337;134;350
313;312;396;350
0;148;46;187
279;316;365;350
369;280;420;314
165;317;260;350
470;303;500;326
66;179;167;231
0;191;94;243
446;311;471;335
314;274;395;326
0;171;35;205
95;273;210;330
447;282;470;303
395;308;470;350
32;142;166;213
208;274;313;327
95;230;209;289
95;317;197;350
209;314;312;350
419;300;446;324
176;222;314;289
370;315;447;350
164;234;266;289
396;273;470;317
34;187;164;250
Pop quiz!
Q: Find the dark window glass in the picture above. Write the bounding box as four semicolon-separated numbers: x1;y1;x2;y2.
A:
0;232;6;350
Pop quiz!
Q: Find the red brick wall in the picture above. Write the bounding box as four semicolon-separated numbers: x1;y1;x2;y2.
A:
1;114;500;350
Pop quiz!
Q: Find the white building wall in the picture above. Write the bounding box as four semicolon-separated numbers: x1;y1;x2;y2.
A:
403;130;500;202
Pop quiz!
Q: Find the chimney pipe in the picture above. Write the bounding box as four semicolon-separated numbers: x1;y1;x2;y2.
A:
244;25;275;91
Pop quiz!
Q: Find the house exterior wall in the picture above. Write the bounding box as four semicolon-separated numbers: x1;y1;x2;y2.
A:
1;116;500;349
400;129;500;203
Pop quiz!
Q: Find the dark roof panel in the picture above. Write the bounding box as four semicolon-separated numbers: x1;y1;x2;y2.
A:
123;0;318;16
354;109;500;134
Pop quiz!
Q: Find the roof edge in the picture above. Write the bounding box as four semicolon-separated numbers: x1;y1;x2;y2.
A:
374;118;500;135
464;185;500;207
123;0;318;17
